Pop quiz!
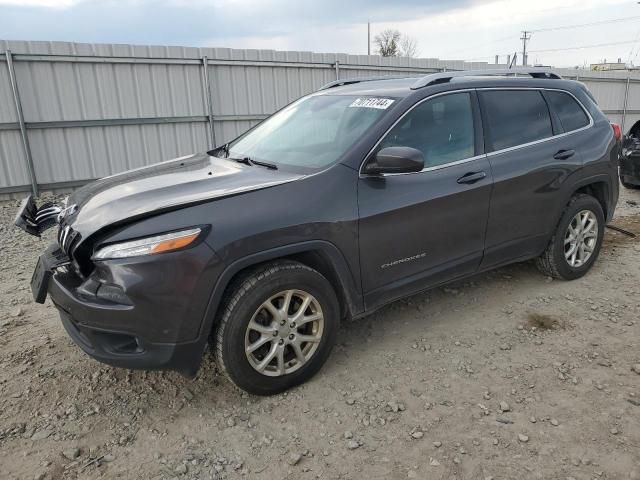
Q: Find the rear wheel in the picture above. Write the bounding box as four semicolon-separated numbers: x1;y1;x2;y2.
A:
214;261;339;395
536;194;605;280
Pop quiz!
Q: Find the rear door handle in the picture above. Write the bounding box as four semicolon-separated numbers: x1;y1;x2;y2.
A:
553;149;575;160
457;171;487;184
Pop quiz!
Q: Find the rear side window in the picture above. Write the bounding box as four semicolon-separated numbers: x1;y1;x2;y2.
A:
545;91;590;132
480;90;553;151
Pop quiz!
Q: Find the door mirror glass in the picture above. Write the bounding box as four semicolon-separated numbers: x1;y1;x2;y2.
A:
364;146;424;175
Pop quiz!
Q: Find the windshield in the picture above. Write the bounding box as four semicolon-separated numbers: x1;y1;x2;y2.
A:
226;94;396;173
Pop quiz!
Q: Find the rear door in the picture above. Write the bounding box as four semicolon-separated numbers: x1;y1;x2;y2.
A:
358;91;492;310
478;88;588;268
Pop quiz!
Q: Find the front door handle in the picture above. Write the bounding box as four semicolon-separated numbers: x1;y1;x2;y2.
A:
553;149;575;160
457;171;487;184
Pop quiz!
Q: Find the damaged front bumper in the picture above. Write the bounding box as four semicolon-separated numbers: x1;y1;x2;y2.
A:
47;240;219;376
14;194;64;237
27;238;218;376
15;195;222;377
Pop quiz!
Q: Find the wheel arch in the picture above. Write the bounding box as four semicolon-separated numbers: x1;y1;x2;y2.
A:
573;177;610;220
536;192;606;280
555;175;612;228
540;175;612;259
199;241;363;341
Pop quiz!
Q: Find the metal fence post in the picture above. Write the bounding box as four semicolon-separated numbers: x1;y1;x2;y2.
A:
622;72;631;133
335;60;340;80
201;55;216;148
5;50;38;196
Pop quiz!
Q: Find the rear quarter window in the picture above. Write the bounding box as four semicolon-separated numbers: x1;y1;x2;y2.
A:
545;90;590;132
479;90;553;151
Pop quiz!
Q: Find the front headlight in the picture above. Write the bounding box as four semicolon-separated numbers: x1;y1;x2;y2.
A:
92;227;202;260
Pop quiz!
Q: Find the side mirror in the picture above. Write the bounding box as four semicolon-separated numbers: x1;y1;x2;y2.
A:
363;146;424;175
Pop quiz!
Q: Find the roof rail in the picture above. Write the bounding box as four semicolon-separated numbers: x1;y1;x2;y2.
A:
318;75;418;91
410;67;562;90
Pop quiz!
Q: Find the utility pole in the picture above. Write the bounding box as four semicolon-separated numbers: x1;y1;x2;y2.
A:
367;22;371;55
521;30;531;66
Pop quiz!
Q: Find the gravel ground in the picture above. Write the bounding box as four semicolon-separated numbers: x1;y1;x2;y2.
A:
0;187;639;480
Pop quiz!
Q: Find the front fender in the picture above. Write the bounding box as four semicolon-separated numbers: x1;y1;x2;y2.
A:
198;240;363;341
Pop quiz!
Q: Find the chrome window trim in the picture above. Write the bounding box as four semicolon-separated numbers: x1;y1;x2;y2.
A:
358;87;594;178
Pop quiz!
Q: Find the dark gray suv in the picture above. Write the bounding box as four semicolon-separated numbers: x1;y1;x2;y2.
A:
16;68;620;395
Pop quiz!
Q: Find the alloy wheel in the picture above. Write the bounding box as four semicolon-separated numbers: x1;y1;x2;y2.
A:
564;209;598;268
244;289;324;377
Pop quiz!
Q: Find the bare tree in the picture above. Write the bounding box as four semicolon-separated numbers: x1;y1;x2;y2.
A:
374;29;401;57
399;35;418;58
374;29;418;58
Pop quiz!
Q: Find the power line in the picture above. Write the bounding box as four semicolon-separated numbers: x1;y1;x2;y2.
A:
528;39;639;54
462;53;516;63
626;27;640;62
530;15;640;33
463;39;639;63
442;34;519;58
443;15;640;65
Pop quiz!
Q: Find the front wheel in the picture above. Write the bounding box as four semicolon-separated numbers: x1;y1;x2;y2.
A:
214;261;339;395
536;194;605;280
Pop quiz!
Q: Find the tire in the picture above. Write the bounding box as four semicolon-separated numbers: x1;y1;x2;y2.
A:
214;260;339;395
536;194;605;281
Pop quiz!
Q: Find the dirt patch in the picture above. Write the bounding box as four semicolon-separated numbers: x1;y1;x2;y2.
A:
526;312;565;330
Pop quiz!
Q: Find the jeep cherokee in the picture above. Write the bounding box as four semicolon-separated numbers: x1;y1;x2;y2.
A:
15;68;620;395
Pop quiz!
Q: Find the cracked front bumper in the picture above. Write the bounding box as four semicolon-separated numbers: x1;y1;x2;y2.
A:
39;240;223;376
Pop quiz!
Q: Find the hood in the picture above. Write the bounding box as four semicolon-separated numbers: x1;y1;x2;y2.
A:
63;153;303;237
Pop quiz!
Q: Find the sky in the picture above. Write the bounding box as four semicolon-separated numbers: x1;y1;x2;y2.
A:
1;0;640;68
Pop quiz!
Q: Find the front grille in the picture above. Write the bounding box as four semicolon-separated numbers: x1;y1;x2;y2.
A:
57;225;80;255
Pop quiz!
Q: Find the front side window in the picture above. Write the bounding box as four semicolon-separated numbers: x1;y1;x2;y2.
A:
479;90;553;151
545;90;590;132
226;94;395;173
378;92;475;168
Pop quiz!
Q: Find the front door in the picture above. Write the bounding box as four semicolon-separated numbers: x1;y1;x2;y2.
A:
358;91;492;310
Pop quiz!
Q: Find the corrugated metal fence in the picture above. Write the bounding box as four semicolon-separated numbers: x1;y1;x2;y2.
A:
2;40;640;197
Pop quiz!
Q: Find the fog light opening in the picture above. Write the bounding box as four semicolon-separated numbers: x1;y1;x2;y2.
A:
95;331;144;354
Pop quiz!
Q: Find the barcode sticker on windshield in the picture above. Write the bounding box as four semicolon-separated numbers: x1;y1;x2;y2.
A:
349;98;395;110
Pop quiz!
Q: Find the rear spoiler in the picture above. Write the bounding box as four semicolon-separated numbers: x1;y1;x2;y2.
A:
14;195;62;237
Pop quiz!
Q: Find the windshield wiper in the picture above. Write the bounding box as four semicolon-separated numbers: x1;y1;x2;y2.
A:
251;159;278;170
230;155;252;166
229;156;278;170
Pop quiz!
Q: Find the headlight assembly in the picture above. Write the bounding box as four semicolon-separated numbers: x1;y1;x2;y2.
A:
92;228;202;260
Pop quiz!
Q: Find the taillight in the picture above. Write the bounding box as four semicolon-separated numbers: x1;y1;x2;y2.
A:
611;123;622;141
